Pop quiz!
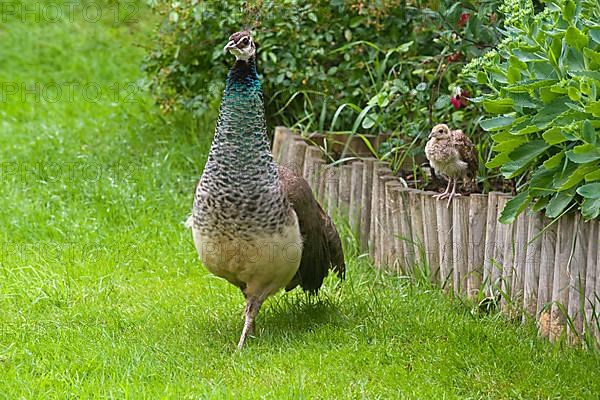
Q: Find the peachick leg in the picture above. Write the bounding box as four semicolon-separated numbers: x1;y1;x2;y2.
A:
446;178;461;208
434;179;452;200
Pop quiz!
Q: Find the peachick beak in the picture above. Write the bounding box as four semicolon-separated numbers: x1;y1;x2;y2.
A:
428;131;433;139
223;40;236;52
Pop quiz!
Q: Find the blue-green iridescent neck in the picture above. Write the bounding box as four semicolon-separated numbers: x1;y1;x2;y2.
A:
206;55;275;178
225;57;261;94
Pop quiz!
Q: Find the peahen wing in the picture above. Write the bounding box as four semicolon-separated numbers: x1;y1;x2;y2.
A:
278;166;345;293
451;129;478;176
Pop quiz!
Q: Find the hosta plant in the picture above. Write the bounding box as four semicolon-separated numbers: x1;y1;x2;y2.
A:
464;0;600;222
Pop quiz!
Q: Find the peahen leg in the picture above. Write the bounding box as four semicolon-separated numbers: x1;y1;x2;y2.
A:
237;295;264;349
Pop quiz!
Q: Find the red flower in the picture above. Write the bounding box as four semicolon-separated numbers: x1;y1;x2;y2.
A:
458;12;470;27
447;52;461;62
450;88;470;110
450;96;462;109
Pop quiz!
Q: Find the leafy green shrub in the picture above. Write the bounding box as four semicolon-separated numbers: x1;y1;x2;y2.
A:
143;0;416;128
143;1;501;136
463;0;600;221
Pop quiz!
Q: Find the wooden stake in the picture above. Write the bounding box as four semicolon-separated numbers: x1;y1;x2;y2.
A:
338;164;353;220
436;197;453;290
409;189;425;273
272;126;292;164
397;188;414;274
379;176;402;269
536;218;557;337
595;223;600;342
550;214;575;341
511;212;529;311
523;212;543;316
359;158;376;252
500;201;516;313
349;161;364;237
452;195;470;294
370;162;391;255
483;192;501;297
568;214;588;339
303;147;323;182
584;220;598;339
491;195;510;300
314;160;327;205
287;138;308;176
325;166;340;216
386;182;405;272
422;192;440;283
467;194;487;298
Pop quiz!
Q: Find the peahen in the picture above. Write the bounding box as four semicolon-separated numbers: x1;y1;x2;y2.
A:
187;31;345;349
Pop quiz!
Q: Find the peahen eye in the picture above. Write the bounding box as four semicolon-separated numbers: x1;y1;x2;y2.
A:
241;37;249;45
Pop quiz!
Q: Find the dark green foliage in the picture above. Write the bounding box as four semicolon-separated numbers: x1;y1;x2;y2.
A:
464;0;600;221
143;1;500;132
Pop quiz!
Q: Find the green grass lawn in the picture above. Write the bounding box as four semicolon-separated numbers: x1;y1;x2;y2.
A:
0;1;598;398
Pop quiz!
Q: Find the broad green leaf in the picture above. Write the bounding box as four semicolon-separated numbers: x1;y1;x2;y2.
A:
558;164;597;191
565;26;588;51
501;140;550;178
507;66;522;84
476;71;488;84
568;87;580;101
582;120;596;144
583;48;600;69
546;190;575;218
563;0;576;21
566;144;600;163
532;196;550;212
591;28;600;44
542;127;568;145
508;92;539;108
479;115;515;131
493;138;527;152
511;125;540;135
562;47;586;71
509;55;528;71
483;98;514;114
577;183;600;199
584;169;600;182
433;95;450;109
569;70;600;80
513;49;547;62
581;197;600;220
486;152;511;169
530;166;556;196
543;150;565;169
540;87;561;103
499;192;532;224
532;98;570;128
507;79;555;93
553;161;579;188
586;101;600;117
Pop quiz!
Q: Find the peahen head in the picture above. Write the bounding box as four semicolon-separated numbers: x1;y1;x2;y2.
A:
429;123;451;140
224;30;256;61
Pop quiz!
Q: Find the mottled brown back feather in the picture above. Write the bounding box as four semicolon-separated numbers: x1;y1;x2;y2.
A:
278;166;345;293
450;129;478;176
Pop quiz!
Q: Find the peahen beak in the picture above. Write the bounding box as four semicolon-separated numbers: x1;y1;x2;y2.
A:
223;40;236;53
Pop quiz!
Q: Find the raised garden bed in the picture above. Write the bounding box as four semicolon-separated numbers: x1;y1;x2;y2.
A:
273;126;600;344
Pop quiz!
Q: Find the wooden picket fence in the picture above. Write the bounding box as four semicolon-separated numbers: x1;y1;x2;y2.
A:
273;127;600;343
